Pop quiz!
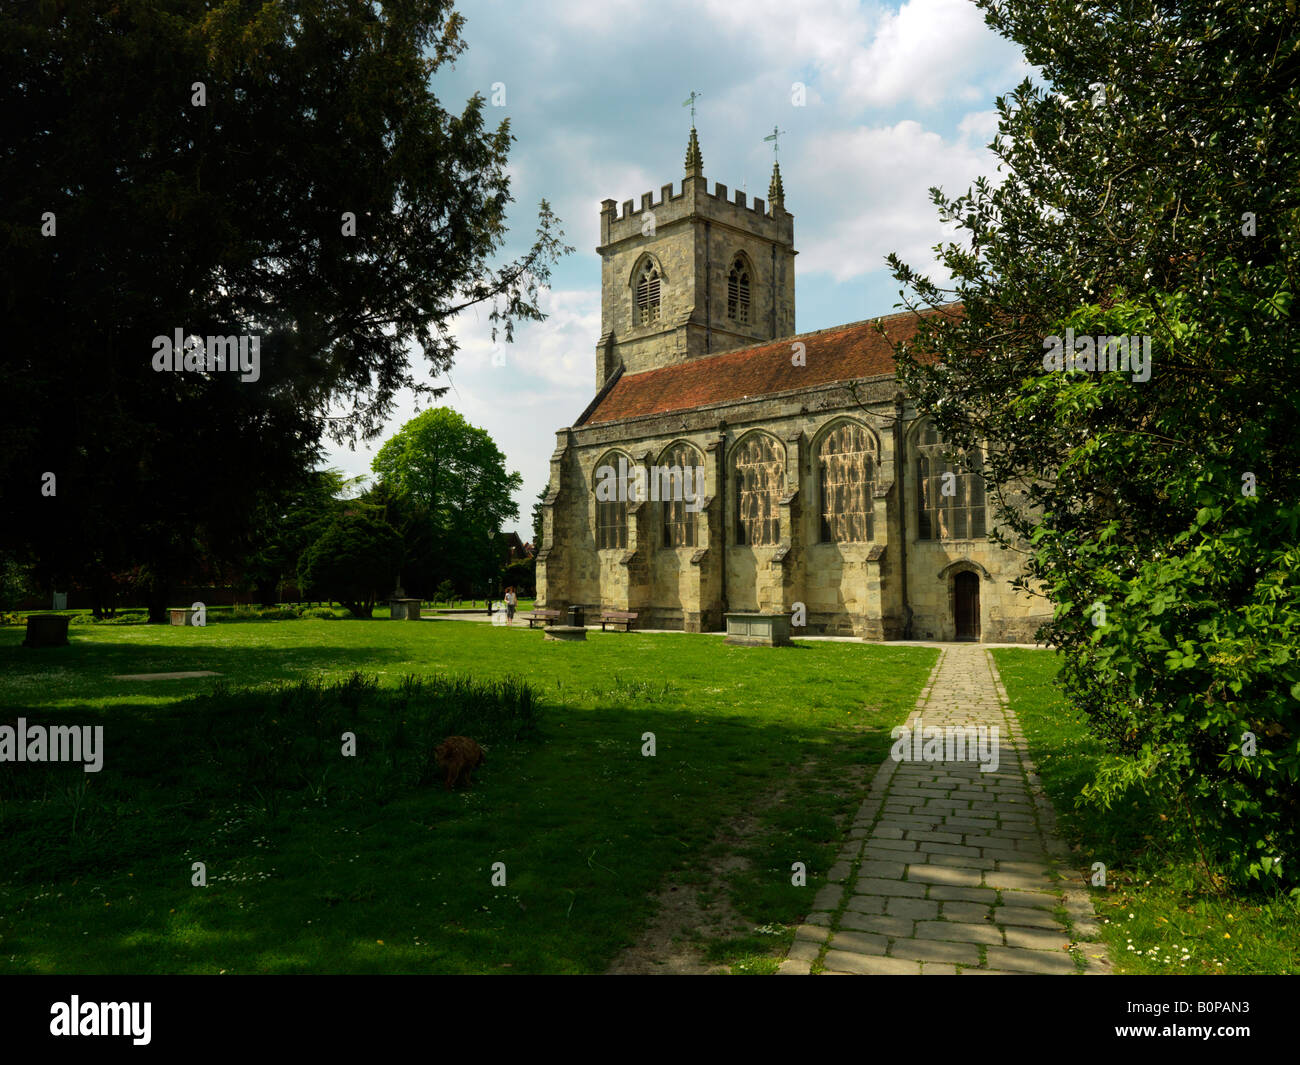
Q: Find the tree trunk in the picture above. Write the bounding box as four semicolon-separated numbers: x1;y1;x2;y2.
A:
146;577;170;624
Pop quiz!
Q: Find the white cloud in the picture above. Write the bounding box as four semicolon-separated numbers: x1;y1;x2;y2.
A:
450;286;600;393
957;108;1001;146
795;120;989;283
837;0;1008;109
697;0;1025;113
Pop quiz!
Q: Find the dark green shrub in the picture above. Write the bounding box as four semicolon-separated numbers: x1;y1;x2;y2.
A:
300;606;344;620
298;510;402;618
68;611;148;625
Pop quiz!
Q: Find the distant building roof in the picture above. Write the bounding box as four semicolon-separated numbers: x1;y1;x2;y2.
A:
576;308;953;427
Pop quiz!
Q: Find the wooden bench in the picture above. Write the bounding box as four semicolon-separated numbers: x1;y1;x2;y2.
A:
524;609;561;629
601;610;638;632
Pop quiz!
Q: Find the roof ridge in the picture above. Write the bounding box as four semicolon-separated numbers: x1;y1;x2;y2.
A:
615;304;953;382
577;304;955;427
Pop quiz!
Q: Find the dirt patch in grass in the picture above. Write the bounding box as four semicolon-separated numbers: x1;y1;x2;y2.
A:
606;808;770;975
607;757;864;975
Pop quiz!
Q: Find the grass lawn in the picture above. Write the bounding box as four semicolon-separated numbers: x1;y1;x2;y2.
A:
993;648;1300;975
430;600;536;612
0;618;936;974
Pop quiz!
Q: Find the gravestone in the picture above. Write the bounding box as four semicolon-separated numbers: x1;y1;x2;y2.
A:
543;625;587;642
23;614;70;648
724;612;792;647
389;598;422;620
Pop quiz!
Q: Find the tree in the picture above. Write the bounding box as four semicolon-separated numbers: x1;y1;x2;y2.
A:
0;554;35;611
371;408;522;594
532;486;548;550
502;556;536;598
889;0;1299;890
0;0;570;620
241;469;354;605
361;478;439;598
297;508;402;618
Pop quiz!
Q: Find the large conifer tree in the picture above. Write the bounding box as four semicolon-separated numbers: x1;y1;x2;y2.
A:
0;0;568;618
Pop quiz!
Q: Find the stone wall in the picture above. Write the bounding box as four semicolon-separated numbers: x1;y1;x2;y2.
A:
536;379;1051;643
596;175;795;387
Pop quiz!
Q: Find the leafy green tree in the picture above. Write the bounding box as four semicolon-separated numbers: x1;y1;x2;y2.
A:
890;0;1298;889
0;554;35;611
371;408;522;594
0;0;570;620
297;508;402;618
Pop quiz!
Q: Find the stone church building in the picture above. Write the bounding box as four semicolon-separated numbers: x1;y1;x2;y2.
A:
535;130;1049;642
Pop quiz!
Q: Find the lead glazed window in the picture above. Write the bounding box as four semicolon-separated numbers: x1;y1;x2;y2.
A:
593;453;629;549
818;422;876;543
660;442;701;548
733;433;783;546
915;419;986;541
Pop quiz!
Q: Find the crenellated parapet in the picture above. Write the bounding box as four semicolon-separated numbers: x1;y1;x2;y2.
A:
599;177;793;250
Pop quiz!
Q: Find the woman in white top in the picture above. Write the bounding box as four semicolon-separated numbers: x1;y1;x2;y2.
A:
504;587;518;626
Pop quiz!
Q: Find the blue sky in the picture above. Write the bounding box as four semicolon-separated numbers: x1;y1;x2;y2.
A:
323;0;1031;538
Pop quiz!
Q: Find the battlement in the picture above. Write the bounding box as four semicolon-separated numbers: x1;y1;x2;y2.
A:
604;178;782;222
599;176;792;249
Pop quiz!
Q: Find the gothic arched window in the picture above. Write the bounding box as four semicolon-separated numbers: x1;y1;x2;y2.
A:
915;420;986;541
635;262;661;325
727;256;751;324
733;433;783;546
818;422;876;543
659;442;703;549
593;452;629;550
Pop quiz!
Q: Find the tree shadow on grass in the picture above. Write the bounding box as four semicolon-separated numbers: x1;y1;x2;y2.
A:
0;694;911;975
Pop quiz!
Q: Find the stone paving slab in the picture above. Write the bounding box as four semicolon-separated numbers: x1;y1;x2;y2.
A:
783;644;1112;976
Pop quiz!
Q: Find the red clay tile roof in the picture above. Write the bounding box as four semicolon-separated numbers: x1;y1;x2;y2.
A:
577;307;953;427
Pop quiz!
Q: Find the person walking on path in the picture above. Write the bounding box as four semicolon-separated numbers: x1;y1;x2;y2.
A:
504;587;518;627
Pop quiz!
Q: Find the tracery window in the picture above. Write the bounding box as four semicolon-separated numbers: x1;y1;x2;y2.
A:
818;423;875;543
660;442;702;548
593;453;629;550
915;420;986;541
733;434;783;546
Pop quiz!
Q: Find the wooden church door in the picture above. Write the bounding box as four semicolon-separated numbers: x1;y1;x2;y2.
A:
954;571;980;641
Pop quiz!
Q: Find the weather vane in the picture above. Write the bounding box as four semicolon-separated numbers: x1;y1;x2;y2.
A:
763;125;787;158
682;90;703;128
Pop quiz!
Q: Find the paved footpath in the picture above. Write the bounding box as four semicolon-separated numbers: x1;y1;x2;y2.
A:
781;644;1111;975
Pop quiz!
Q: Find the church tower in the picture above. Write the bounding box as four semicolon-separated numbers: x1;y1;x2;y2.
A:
594;128;796;389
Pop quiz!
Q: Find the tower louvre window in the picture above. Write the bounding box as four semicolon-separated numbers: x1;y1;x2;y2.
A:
636;263;661;325
727;257;750;324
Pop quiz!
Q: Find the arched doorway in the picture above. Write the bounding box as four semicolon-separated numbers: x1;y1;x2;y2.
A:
954;571;980;641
